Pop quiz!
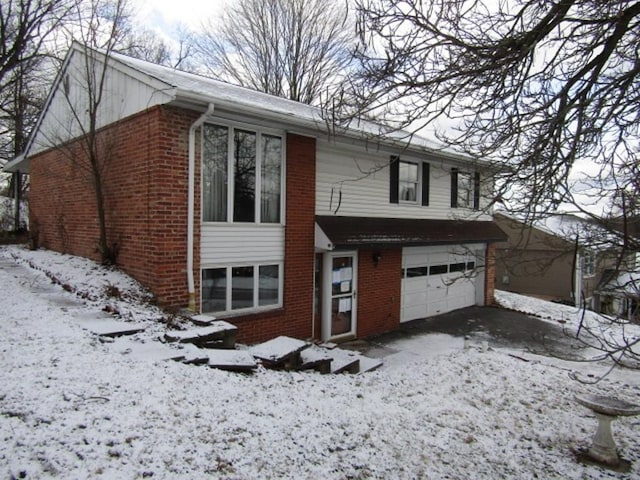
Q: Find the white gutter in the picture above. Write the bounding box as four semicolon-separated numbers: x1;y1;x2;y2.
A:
187;103;215;311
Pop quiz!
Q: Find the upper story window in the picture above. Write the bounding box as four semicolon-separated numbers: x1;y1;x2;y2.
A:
451;168;480;210
399;161;419;202
583;250;596;277
202;123;283;223
390;156;430;206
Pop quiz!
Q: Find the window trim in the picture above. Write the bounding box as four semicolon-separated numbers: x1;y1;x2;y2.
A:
451;168;480;210
582;250;596;278
390;156;430;206
201;263;284;315
201;120;285;225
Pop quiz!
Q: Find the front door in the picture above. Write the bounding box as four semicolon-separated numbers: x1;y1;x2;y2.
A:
322;252;357;341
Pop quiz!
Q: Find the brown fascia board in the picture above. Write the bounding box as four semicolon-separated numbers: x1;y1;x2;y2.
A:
316;216;508;249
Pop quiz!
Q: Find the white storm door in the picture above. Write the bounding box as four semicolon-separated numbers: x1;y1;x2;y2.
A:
322;252;357;341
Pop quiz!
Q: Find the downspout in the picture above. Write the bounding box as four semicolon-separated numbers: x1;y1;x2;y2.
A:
187;103;215;311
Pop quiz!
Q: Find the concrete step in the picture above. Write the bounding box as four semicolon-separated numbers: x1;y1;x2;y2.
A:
250;336;310;369
207;349;257;372
164;320;238;348
299;347;333;374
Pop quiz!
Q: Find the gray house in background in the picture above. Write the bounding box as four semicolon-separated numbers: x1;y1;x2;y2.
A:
493;212;604;307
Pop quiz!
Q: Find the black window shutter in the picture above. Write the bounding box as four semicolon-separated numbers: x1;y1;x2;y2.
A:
450;168;458;208
421;163;430;206
389;156;399;204
473;172;481;210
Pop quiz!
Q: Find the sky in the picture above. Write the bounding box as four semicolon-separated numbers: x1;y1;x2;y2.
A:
135;0;229;34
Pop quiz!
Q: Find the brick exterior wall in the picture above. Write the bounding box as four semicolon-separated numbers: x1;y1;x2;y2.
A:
230;133;317;344
29;105;198;310
484;242;497;305
356;248;402;338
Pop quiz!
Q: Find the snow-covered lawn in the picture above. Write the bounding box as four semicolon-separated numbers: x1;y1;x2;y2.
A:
1;246;639;479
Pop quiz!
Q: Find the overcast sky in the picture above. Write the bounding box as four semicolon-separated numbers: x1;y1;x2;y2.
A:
135;0;229;35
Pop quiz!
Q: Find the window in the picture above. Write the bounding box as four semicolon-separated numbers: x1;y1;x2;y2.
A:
390;156;430;206
399;161;419;202
202;264;282;314
583;250;596;277
202;123;283;223
451;168;480;210
429;264;448;275
201;268;226;313
405;267;428;277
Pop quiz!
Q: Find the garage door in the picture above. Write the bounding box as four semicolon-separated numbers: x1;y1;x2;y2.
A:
401;245;484;322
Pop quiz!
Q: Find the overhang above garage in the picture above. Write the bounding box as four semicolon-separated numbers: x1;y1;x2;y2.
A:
315;215;507;250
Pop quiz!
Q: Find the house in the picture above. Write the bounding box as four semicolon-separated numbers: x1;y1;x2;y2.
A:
4;44;506;343
493;212;630;308
595;270;639;321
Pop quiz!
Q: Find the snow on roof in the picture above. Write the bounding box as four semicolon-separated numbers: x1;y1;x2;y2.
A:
109;50;466;159
598;270;640;296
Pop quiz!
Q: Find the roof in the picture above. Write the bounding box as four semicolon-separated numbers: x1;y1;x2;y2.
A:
4;44;484;173
596;269;640;297
494;211;618;251
316;216;507;249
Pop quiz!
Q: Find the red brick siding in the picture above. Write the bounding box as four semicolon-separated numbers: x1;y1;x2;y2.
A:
356;248;402;337
484;242;497;305
29;105;198;310
230;133;316;344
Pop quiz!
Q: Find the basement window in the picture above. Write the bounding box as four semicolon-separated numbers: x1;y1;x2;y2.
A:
202;264;282;314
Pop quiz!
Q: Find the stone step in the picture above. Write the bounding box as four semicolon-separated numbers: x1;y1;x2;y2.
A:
164;321;238;348
77;316;146;338
328;349;361;374
207;349;257;372
250;336;310;369
112;338;185;362
357;355;383;373
190;314;217;326
299;347;333;374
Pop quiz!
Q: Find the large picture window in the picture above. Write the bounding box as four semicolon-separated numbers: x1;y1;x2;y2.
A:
203;123;283;223
202;264;282;314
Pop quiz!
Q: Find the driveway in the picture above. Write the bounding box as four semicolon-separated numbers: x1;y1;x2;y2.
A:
352;305;587;361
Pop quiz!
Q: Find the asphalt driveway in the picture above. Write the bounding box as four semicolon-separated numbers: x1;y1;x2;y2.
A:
355;305;588;360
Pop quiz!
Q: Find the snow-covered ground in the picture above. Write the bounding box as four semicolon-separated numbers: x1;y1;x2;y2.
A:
1;245;639;479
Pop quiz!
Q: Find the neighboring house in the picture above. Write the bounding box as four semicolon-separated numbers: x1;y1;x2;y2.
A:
4;44;506;343
595;269;639;321
494;212;634;309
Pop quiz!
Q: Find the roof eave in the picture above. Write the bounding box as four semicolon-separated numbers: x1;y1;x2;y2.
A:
3;154;26;173
173;90;488;169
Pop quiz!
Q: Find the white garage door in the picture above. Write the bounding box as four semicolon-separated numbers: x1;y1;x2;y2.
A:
401;245;485;322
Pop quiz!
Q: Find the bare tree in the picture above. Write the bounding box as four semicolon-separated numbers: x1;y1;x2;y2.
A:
117;24;195;70
44;0;133;263
344;0;638;220
342;0;640;379
0;0;74;231
193;0;355;104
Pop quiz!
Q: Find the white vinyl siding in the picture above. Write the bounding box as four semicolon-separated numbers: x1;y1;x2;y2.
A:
201;224;284;265
32;49;173;155
316;139;491;220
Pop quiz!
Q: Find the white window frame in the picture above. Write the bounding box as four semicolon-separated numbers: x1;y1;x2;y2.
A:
201;120;285;225
398;160;420;204
582;250;596;277
457;171;474;209
201;263;284;315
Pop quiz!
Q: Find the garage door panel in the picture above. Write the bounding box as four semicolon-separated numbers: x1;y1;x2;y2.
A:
401;245;484;322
